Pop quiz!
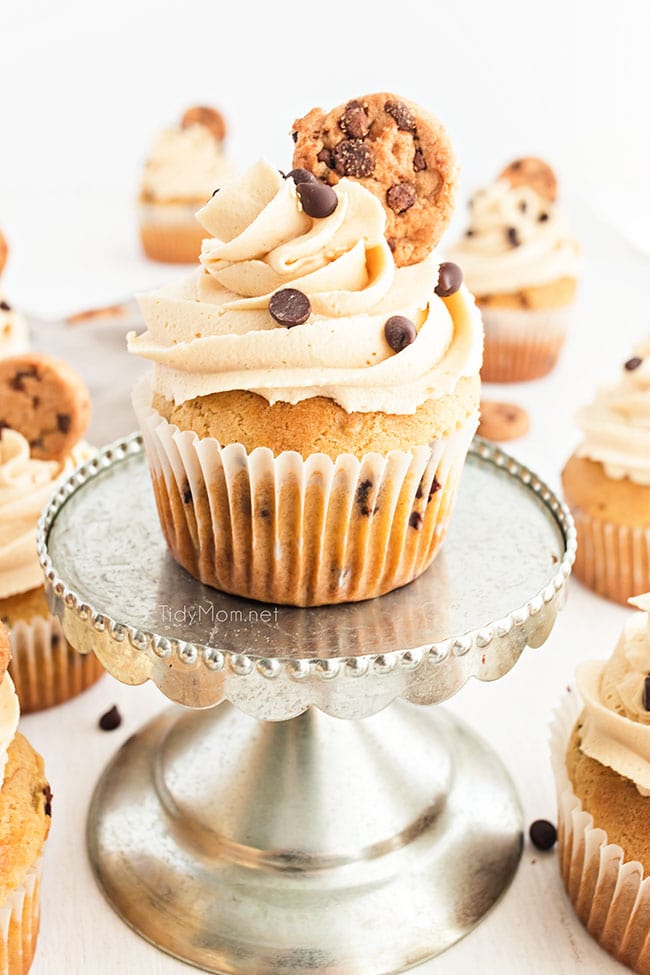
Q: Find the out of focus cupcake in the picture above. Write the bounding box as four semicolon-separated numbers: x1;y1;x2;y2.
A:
0;230;28;359
562;341;650;605
139;104;236;264
448;157;580;382
0;621;51;974
129;93;483;607
552;595;650;974
0;354;103;710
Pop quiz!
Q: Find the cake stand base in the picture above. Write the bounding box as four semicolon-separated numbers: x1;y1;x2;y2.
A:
88;700;523;974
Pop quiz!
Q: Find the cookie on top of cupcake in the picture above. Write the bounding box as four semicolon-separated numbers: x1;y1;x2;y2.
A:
139;104;236;264
448;156;580;382
0;229;28;359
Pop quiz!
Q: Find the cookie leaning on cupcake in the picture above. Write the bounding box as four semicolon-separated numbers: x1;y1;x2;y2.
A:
0;229;29;360
0;353;103;711
139;104;236;264
448;157;580;382
128;92;483;606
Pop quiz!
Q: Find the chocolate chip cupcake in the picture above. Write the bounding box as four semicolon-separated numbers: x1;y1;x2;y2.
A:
448;157;580;382
551;595;650;974
129;119;483;606
139;104;236;264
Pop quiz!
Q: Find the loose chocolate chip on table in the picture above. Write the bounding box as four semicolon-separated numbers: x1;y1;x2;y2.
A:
413;149;427;172
384;316;416;353
507;227;521;247
529;819;557;851
99;705;122;732
269;288;311;327
43;784;53;817
296;181;338;218
409;511;423;530
435;262;463;297
339;100;370;139
0;301;10;311
333;139;374;178
57;413;71;433
286;168;316;185
386;182;416;214
644;676;650;711
625;356;643;371
384;99;416;132
317;147;334;169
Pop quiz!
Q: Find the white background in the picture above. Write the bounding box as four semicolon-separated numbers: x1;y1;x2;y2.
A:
1;2;649;973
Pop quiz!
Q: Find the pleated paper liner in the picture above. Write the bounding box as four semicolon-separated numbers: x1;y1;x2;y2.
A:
133;379;478;606
551;694;650;974
568;506;650;606
0;859;42;975
480;304;573;382
139;203;206;264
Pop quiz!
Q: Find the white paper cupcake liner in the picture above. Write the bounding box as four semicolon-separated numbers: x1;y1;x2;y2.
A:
133;378;478;606
551;694;650;973
480;304;573;382
569;507;650;606
0;858;42;975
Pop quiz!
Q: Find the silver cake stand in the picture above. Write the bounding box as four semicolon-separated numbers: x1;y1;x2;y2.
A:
38;434;575;975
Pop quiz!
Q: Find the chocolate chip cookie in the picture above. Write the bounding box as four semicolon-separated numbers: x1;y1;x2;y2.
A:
478;400;529;442
291;92;458;267
0;353;91;461
181;105;226;142
499;157;557;202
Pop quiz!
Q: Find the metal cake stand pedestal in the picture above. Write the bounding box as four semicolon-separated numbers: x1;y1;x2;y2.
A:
38;435;575;975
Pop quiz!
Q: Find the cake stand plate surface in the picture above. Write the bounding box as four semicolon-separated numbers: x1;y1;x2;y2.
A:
38;434;575;975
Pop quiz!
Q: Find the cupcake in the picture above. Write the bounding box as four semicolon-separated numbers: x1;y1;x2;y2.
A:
139;104;236;264
128;93;483;607
448;157;580;382
562;341;650;605
0;621;51;974
0;354;103;711
0;230;28;359
552;594;650;974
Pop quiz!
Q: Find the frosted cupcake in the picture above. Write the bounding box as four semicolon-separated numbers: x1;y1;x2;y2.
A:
562;341;650;605
448;157;580;382
139;105;236;264
0;230;28;358
0;622;51;975
129;145;483;605
552;595;650;974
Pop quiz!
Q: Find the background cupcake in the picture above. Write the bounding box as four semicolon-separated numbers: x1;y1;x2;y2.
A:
562;340;650;605
139;104;235;264
448;156;580;382
0;621;51;975
552;594;650;974
129;94;483;607
0;229;28;359
0;353;103;711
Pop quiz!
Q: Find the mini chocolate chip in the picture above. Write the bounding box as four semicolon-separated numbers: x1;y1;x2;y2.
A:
538;212;549;222
296;181;338;218
511;160;522;171
99;705;122;732
644;676;650;711
413;149;427;172
384;99;416;132
409;511;423;530
51;632;60;647
286;168;316;185
291;130;298;143
429;476;441;500
182;485;192;504
9;366;38;392
211;188;220;198
529;819;557;851
259;508;270;519
507;227;521;247
0;421;8;432
29;438;44;451
43;784;53;817
32;397;40;408
519;200;527;213
625;356;643;371
333;139;374;178
435;262;463;297
356;479;373;516
269;288;311;327
384;315;416;353
465;228;475;237
0;301;11;311
317;147;335;169
386;182;416;214
57;413;71;434
339;100;370;139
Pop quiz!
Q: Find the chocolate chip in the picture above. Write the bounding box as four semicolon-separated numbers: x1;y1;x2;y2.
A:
9;366;38;392
0;301;11;311
32;397;40;408
339;100;370;139
435;262;463;297
644;676;650;711
57;413;71;434
211;188;219;198
296;181;338;218
409;511;423;530
291;130;298;143
465;228;475;237
625;356;643;371
529;820;557;851
317;147;335;169
386;182;416;214
511;160;522;171
386;238;396;253
286;168;316;185
384;316;416;353
43;784;53;817
356;479;373;517
29;438;44;451
384;99;416;132
99;705;122;732
429;476;441;500
259;508;270;519
507;227;520;247
51;632;60;647
538;212;549;222
413;149;427;172
519;200;527;213
269;288;311;327
333;139;374;178
182;485;192;504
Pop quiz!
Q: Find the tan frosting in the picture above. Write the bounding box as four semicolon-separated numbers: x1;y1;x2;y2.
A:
129;160;483;415
0;293;28;358
141;124;235;204
0;430;92;600
0;673;19;791
447;178;580;295
576;340;650;485
577;594;650;796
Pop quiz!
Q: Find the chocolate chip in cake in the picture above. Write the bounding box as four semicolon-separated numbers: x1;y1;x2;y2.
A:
507;227;521;247
296;180;338;218
529;819;557;851
0;301;10;311
43;784;53;817
384;99;416;132
269;288;311;327
339;100;370;139
182;484;193;504
644;676;650;711
409;511;423;530
625;356;643;371
57;413;71;433
384;315;416;353
435;262;463;297
333;139;374;178
317;147;335;169
429;476;441;500
413;149;427;172
99;705;122;732
386;182;416;214
356;479;373;516
286;168;316;185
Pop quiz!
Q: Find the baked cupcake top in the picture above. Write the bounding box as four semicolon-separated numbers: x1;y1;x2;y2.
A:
129;160;483;414
576;594;650;795
576;341;650;485
140;104;236;205
447;158;580;296
0;625;19;792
